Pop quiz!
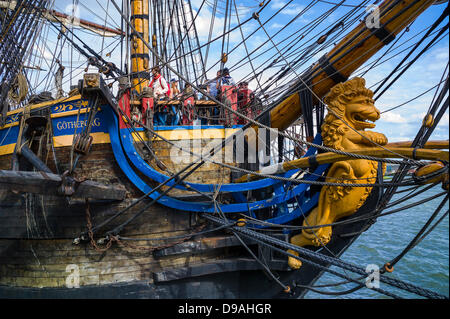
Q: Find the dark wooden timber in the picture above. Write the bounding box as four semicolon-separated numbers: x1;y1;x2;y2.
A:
154;233;289;258
153;235;249;257
152;258;290;283
0;170;126;200
19;145;52;174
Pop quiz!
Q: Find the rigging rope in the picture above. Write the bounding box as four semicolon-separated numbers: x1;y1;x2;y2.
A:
385;195;449;271
245;189;448;231
373;5;449;99
203;214;448;299
7;72;28;105
28;2;448;300
112;0;428;172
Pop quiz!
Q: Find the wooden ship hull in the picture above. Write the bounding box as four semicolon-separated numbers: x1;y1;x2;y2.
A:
0;184;380;299
0;0;447;299
0;87;385;298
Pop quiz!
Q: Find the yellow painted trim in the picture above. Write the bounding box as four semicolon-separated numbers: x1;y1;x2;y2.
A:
1;121;19;129
131;128;241;141
1;105;97;130
386;140;449;149
53;132;111;148
0;132;111;156
281;148;449;171
2;120;238;156
0;143;15;155
51;108;97;119
5;95;83;117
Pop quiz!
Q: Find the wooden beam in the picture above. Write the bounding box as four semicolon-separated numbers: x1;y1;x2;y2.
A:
0;2;124;37
153;235;254;257
130;0;150;92
386;140;449;149
236;146;449;183
48;10;124;37
153;258;289;283
0;170;126;200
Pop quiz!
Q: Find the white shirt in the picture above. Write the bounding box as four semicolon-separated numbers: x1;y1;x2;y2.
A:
150;75;169;97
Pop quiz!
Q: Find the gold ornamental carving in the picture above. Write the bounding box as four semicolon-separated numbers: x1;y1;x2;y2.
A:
288;77;387;269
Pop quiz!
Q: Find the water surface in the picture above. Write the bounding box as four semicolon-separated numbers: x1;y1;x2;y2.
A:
304;185;449;299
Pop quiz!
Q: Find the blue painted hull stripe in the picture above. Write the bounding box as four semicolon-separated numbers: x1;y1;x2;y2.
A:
102;105;328;216
119;127;323;193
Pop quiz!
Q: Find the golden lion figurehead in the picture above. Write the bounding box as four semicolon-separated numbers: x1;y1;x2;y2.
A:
321;77;381;149
287;77;387;264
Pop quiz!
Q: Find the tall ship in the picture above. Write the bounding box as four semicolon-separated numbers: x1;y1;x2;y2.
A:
0;0;448;298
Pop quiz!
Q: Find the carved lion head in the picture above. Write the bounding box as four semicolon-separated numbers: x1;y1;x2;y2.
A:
323;77;380;131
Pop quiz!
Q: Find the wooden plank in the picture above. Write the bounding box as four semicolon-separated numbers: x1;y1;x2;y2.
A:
153;258;289;283
281;147;449;170
386;140;449;149
154;235;253;257
0;170;126;200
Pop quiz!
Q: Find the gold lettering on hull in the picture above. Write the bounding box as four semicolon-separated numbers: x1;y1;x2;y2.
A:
56;118;101;131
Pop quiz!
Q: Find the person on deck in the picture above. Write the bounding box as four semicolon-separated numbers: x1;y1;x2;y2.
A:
206;70;222;124
217;67;235;87
169;79;180;99
216;68;235;125
237;81;252;123
183;82;194;97
168;79;181;125
207;70;221;99
181;82;195;125
149;66;170;125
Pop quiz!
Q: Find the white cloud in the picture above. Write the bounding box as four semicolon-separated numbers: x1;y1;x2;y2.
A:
271;23;284;29
282;6;305;16
382;112;407;123
433;46;449;61
192;8;225;40
407;112;427;122
386;136;411;143
271;0;305;16
271;0;287;10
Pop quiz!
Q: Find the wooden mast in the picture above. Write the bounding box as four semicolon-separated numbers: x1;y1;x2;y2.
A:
130;0;150;93
266;0;437;133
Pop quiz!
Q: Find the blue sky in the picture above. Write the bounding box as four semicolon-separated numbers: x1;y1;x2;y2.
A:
189;0;449;142
39;0;448;143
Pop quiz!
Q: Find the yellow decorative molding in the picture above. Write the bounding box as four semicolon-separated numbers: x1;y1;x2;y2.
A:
1;128;239;156
5;95;83;117
0;106;96;131
131;128;240;142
